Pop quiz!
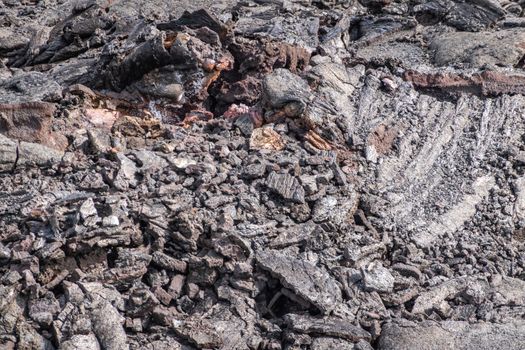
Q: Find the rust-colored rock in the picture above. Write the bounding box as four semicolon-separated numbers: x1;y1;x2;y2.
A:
0;102;68;151
404;70;471;90
476;71;525;96
183;110;214;127
229;38;311;74
404;70;525;96
368;124;398;155
304;130;332;151
216;75;262;104
112;115;165;138
84;108;120;129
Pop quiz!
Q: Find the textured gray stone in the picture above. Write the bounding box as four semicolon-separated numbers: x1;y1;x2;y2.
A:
266;171;306;204
378;321;525;350
60;334;100;350
256;250;342;314
362;262;394;293
285;314;371;342
90;300;128;350
262;68;311;110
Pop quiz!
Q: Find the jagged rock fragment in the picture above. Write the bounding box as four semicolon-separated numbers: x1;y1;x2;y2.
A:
256;249;342;314
362;262;394;293
60;334;100;350
28;292;61;326
262;68;311;111
431;30;525;68
266;171;305;203
312;195;359;228
152;251;187;273
285;314;371;342
90;300;128;350
113;153;138;190
172;318;223;348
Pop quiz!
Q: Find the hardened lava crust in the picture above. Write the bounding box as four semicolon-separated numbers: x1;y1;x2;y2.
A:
2;0;525;349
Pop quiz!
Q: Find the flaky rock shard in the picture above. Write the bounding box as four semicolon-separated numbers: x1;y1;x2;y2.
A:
285;314;371;342
0;134;64;172
90;300;128;350
256;250;342;314
266;171;306;203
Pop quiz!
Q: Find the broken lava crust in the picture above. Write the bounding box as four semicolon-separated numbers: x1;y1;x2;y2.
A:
1;0;525;349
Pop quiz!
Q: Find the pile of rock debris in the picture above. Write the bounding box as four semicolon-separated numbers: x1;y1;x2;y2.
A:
2;0;525;349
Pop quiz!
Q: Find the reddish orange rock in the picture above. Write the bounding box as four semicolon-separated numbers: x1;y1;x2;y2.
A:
404;70;525;96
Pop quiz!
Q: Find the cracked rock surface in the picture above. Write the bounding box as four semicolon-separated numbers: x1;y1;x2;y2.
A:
2;0;525;349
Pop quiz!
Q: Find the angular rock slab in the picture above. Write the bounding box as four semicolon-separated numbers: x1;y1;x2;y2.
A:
0;134;64;172
262;68;311;110
378;321;525;350
60;334;101;350
256;250;342;314
0;134;17;171
311;337;372;350
431;30;525;68
90;300;128;350
285;314;371;342
0;102;68;151
266;171;305;203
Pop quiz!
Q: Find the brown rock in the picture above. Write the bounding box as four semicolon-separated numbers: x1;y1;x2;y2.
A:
152;251;188;273
168;275;186;298
84;107;120;129
404;69;525;96
112;115;164;138
153;286;172;306
305;130;332;151
0;102;67;151
250;127;285;151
